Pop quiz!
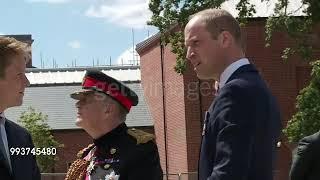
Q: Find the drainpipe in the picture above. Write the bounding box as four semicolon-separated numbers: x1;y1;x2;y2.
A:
160;39;169;180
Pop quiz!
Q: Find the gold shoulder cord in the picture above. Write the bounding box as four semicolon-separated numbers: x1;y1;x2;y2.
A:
65;144;95;180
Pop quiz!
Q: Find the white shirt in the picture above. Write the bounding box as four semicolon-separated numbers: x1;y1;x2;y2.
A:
219;58;250;89
0;112;12;172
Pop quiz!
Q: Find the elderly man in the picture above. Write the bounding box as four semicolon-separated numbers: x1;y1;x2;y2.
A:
0;37;40;180
65;70;163;180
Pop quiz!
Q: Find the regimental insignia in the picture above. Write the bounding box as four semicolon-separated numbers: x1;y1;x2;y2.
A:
110;148;117;155
127;128;154;145
87;161;97;175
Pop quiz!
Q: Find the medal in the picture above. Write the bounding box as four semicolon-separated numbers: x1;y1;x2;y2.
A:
104;164;111;169
110;148;117;155
87;161;97;175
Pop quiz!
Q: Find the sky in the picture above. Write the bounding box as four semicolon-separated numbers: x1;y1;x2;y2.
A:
0;0;158;68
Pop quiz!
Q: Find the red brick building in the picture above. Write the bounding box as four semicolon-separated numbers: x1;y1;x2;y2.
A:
136;18;320;180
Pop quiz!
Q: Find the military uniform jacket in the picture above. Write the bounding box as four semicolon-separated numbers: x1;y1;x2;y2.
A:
65;123;163;180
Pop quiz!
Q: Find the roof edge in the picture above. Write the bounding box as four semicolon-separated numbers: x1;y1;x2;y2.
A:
28;80;141;87
27;65;140;73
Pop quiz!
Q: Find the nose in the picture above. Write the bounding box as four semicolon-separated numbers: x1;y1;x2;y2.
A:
24;74;30;87
76;101;81;108
186;46;194;61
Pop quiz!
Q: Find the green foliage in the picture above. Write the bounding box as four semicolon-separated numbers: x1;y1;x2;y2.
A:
284;60;320;142
18;107;63;172
236;0;256;25
148;0;256;74
265;10;313;61
148;0;319;73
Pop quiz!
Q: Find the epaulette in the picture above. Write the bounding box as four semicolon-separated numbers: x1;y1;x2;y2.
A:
127;128;155;145
77;143;95;158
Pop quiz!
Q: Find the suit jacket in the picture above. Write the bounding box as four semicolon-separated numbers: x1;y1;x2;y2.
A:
0;119;40;180
199;64;281;180
290;131;320;180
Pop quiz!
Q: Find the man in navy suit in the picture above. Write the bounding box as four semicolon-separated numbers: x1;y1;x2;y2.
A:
184;9;281;180
0;37;40;180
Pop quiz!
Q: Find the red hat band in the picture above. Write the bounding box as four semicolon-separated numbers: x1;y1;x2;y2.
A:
82;76;133;111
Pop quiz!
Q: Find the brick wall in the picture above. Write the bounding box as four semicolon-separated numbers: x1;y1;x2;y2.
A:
139;43;167;173
163;45;189;174
140;44;190;178
52;129;92;173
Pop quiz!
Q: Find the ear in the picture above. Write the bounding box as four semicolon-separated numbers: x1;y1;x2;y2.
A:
218;31;232;48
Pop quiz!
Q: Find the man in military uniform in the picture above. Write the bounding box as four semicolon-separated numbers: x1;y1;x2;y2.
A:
65;70;163;180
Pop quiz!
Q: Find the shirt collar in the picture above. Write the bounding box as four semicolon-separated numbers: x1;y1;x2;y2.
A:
219;58;250;89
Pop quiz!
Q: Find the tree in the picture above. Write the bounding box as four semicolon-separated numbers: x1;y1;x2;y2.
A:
19;107;63;172
284;60;320;143
148;0;320;74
